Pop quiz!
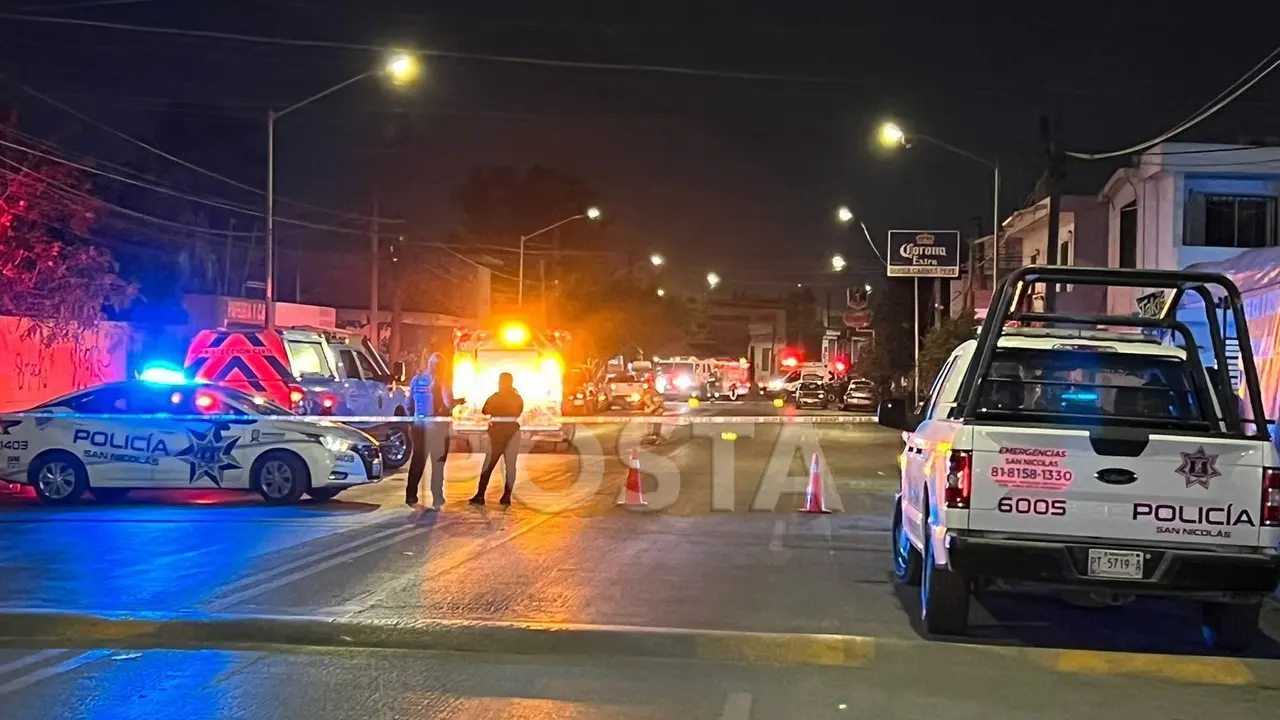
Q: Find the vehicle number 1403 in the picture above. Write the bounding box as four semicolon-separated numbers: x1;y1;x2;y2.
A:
997;497;1066;516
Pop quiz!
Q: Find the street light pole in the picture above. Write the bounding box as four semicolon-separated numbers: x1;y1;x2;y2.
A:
517;207;600;308
262;53;421;330
266;110;277;330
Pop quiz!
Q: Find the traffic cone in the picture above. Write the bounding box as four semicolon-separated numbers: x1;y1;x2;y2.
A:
801;452;831;514
617;447;648;506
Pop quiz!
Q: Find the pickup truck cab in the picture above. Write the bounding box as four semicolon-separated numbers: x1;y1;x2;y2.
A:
185;327;413;470
880;266;1280;651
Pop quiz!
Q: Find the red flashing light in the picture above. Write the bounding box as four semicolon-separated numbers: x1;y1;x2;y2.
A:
834;360;847;373
781;357;798;368
194;391;217;412
320;394;337;415
288;385;306;405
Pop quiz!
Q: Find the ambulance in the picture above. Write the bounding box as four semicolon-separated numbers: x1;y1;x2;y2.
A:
451;321;575;449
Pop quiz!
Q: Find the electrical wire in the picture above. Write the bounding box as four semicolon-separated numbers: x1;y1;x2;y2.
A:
0;14;848;84
2;75;402;223
1067;43;1280;160
16;0;164;10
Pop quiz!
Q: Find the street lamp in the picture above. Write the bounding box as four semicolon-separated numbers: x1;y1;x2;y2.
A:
518;207;602;307
877;120;1001;296
706;271;721;289
836;205;882;264
650;253;665;267
831;253;847;272
656;287;666;297
265;50;422;330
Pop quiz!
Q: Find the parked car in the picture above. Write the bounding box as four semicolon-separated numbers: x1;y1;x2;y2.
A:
792;379;828;409
841;379;877;412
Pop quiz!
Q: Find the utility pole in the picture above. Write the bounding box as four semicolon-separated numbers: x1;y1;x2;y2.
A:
1041;112;1065;313
369;194;379;345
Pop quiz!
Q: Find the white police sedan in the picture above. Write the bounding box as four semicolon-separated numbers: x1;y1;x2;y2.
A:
0;379;382;505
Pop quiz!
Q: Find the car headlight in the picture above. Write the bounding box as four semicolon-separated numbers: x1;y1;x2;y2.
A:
320;435;353;454
768;379;783;390
674;375;692;389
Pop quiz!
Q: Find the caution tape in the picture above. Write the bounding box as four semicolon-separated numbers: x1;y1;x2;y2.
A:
1;412;879;426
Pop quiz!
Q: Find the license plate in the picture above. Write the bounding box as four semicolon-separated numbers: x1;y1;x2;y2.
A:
573;399;584;406
1086;549;1143;579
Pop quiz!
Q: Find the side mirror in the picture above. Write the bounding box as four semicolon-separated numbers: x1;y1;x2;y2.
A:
877;397;918;432
391;361;407;383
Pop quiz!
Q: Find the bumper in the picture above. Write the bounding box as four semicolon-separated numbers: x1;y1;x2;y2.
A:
320;444;383;486
947;534;1280;596
796;395;826;406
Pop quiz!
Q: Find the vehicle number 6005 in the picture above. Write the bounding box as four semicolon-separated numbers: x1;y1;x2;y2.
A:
997;497;1066;516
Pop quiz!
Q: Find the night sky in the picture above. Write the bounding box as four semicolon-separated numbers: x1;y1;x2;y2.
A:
5;0;1280;294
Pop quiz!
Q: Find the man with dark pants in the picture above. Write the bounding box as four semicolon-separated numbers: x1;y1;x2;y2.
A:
407;352;453;515
470;372;523;506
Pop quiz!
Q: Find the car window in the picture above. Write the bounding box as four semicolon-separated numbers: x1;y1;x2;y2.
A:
783;371;801;383
975;348;1209;430
609;374;637;383
801;372;824;382
337;349;362;380
353;351;380;379
38;386;130;413
287;340;333;378
924;357;959;420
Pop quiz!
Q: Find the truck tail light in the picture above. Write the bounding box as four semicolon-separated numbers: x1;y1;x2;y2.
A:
194;391;218;413
1263;467;1280;526
288;384;306;407
320;394;337;415
945;450;972;509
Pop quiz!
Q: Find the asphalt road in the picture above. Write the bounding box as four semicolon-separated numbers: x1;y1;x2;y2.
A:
0;399;1277;718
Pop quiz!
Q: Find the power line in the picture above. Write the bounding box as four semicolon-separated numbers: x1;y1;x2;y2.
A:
16;0;165;10
0;13;848;84
1067;43;1280;160
1;75;402;223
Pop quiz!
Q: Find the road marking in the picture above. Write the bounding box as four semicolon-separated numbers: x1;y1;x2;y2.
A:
0;650;64;678
768;519;786;551
1046;649;1255;685
0;650;111;697
720;692;753;720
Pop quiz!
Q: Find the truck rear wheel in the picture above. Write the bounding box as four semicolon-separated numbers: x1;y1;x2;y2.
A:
920;522;970;636
1202;601;1260;653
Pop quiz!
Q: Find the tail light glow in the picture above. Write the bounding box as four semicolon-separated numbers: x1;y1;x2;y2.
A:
320;394;337;415
1263;467;1280;526
288;384;306;406
194;391;217;412
945;450;972;509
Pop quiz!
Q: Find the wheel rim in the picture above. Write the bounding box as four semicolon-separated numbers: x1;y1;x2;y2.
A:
38;462;76;499
260;460;294;498
921;526;932;614
384;430;408;463
893;514;909;576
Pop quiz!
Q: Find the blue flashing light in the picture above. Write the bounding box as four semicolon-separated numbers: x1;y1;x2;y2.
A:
139;364;189;386
1061;390;1099;403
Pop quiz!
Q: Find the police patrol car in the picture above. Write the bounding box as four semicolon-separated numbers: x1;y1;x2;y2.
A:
0;373;382;505
880;267;1280;652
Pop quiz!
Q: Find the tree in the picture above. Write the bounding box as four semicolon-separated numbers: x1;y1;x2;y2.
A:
918;309;979;390
861;283;916;393
0;147;135;344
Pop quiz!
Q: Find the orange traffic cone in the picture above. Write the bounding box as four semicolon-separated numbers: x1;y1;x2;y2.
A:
801;452;831;514
617;447;648;506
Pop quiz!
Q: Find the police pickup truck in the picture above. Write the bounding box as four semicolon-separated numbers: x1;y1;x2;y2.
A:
879;266;1280;651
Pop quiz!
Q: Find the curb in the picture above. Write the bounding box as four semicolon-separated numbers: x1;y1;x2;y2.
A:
0;610;1276;688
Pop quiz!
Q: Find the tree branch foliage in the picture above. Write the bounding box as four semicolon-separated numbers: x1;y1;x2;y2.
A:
0;147;135;344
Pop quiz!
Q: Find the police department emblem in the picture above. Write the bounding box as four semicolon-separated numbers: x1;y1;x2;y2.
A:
174;426;242;487
1176;446;1221;489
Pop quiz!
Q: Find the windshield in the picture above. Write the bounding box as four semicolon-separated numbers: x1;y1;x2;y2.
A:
975;348;1211;430
660;362;695;376
609;374;637;383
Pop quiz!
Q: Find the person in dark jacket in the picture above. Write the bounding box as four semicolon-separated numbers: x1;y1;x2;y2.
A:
470;372;524;505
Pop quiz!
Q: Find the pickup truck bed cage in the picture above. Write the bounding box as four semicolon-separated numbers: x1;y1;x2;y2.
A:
955;265;1269;441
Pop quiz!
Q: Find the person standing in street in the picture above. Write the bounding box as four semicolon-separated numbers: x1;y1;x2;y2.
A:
469;372;524;506
407;352;454;515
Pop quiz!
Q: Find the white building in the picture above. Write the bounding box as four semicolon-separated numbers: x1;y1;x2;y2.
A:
1100;142;1280;315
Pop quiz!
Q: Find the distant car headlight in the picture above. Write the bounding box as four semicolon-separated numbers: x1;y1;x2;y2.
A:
768;379;783;390
320;435;353;454
674;375;692;389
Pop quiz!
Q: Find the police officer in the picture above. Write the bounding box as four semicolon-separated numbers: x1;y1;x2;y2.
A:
469;372;524;506
406;352;453;515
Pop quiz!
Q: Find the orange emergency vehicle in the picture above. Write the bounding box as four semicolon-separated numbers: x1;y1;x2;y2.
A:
451;321;575;448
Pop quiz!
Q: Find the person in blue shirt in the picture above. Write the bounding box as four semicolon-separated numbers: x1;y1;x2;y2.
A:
406;352;455;514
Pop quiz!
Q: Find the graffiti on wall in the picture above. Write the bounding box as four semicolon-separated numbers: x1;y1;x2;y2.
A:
0;318;129;412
